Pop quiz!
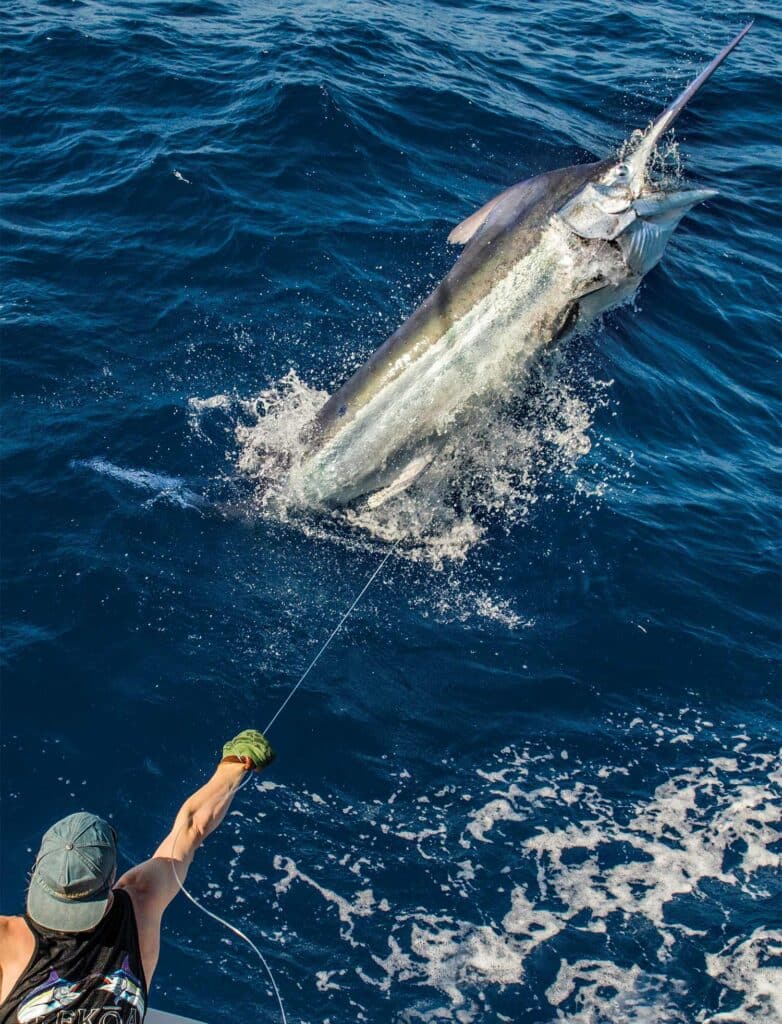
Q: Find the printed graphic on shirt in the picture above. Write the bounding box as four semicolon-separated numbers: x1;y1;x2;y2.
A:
15;958;146;1024
16;972;81;1023
98;959;145;1014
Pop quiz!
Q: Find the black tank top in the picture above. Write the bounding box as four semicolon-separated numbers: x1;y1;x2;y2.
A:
1;889;148;1024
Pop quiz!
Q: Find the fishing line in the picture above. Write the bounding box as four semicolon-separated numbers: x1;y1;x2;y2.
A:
169;540;398;1022
264;540;399;734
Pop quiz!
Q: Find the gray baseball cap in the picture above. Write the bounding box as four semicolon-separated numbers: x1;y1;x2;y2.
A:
27;812;117;933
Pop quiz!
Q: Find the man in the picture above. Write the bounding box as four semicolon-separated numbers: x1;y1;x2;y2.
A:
0;729;274;1023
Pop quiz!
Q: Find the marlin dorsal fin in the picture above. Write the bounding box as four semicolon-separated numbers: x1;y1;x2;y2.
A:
448;186;518;245
447;164;606;247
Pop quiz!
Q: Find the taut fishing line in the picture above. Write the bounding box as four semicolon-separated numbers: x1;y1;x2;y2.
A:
263;541;398;734
169;541;398;1022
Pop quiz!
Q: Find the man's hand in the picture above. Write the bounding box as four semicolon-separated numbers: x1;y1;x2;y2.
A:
222;728;275;771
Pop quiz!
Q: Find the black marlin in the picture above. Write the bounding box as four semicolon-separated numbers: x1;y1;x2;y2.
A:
293;24;752;508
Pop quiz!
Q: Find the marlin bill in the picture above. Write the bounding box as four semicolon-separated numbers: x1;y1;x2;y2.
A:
293;24;752;509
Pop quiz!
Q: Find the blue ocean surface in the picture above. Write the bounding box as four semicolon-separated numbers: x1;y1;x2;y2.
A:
1;1;780;1021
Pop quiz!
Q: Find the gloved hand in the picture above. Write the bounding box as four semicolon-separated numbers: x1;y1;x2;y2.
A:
221;729;275;771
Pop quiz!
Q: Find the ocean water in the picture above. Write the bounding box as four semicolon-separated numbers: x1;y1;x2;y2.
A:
1;1;780;1021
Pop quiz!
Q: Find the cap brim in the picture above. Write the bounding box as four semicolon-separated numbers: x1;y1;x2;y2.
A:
27;874;111;933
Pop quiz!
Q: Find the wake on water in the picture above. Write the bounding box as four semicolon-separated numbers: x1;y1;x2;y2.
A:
209;714;782;1024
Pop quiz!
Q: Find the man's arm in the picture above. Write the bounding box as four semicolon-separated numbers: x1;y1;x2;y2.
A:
116;761;247;983
116;729;274;986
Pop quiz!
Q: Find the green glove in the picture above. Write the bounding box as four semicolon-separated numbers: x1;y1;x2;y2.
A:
222;729;275;771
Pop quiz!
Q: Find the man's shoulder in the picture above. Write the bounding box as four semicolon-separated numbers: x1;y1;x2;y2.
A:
0;914;34;956
116;856;174;900
0;914;25;936
115;860;154;897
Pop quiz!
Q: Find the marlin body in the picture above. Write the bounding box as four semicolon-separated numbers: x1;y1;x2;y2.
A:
294;26;751;508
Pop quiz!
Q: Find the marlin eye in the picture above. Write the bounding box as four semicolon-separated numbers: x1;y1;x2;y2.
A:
615;163;630;180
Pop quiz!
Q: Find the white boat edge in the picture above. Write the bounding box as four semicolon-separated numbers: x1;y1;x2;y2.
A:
147;1009;208;1024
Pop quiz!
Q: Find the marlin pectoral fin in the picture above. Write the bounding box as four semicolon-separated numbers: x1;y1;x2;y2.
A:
365;451;436;508
619;188;718;274
619;218;672;274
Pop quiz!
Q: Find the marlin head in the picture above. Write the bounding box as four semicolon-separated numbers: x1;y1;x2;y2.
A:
560;23;752;275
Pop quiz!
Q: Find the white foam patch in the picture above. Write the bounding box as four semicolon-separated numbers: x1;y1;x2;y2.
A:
187;392;233;439
465;796;526;843
234;370;328;486
236;713;780;1023
316;969;345;992
546;960;690;1023
273;854;377;945
703;929;782;1023
522;755;782;937
408;916;524;1005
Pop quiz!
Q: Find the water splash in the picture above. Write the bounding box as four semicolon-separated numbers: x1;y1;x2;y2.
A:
191;347;612;569
618;131;685;190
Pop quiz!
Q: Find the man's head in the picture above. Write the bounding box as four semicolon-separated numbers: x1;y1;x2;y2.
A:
27;812;117;933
